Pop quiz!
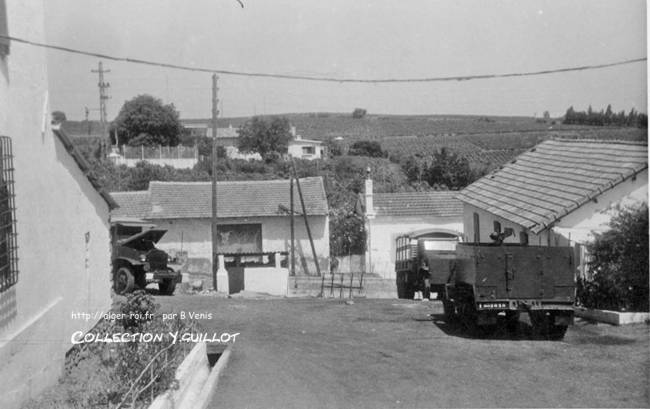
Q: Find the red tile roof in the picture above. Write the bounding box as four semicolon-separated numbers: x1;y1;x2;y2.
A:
456;139;648;233
111;177;328;220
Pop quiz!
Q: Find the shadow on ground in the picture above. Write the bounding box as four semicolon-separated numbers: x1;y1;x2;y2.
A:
428;313;565;341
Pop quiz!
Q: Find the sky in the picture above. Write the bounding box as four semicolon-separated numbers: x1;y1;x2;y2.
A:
43;0;647;121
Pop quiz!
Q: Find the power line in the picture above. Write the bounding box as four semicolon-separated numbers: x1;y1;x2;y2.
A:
0;34;646;84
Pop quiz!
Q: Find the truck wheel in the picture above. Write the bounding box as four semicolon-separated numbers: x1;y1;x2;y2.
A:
505;311;520;333
114;267;135;295
159;279;176;295
548;325;568;340
443;299;457;324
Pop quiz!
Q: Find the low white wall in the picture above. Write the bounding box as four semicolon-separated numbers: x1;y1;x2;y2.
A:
117;158;198;169
575;307;650;325
244;267;289;296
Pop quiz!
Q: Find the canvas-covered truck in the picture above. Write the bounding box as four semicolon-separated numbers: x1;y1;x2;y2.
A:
111;224;182;295
395;231;462;299
443;243;576;339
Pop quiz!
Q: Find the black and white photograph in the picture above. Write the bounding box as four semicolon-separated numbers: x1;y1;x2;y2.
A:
0;1;648;408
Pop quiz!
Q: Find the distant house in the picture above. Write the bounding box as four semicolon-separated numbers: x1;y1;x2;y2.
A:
357;177;463;278
288;127;326;160
180;120;261;160
456;138;648;274
111;178;330;277
0;2;117;407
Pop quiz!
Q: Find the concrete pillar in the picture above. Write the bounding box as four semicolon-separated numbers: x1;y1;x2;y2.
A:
216;254;229;294
274;252;281;269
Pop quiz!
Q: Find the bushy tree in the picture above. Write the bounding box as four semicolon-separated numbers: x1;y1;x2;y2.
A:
238;116;291;159
578;204;649;312
348;140;384;158
330;210;366;256
352;108;367;119
111;94;183;146
51;110;67;124
401;148;479;190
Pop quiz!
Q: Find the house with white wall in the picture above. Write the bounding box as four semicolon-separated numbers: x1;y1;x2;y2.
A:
0;2;117;406
111;177;330;279
358;176;463;279
456;139;648;273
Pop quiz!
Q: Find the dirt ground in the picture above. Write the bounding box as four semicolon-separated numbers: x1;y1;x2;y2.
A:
158;295;650;409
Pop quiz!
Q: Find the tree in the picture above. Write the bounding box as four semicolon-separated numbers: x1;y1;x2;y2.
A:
352;108;367;119
111;94;183;146
406;148;478;190
348;140;384;158
237;116;291;159
51;110;67;124
578;204;649;312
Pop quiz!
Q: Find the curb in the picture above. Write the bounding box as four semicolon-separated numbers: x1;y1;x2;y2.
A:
195;346;232;409
148;343;233;409
574;307;650;325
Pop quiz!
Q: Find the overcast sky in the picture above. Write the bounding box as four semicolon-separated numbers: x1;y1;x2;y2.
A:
44;0;647;120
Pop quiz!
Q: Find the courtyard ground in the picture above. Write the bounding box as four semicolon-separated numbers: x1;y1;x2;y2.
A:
158;295;650;409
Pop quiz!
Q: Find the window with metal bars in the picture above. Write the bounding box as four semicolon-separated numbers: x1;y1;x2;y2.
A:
0;136;17;292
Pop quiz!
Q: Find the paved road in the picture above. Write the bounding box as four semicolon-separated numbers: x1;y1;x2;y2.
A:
158;295;649;408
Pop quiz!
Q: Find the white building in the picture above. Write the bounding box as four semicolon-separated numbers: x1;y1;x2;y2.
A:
288;136;325;160
456;138;648;273
359;177;464;279
111;178;330;277
0;2;117;407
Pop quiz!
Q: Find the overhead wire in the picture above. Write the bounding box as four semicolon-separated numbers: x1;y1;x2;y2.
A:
0;34;646;84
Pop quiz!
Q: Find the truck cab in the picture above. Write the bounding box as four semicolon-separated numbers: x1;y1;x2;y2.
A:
111;220;181;295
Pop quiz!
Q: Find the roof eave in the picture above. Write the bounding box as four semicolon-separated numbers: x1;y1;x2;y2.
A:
53;127;119;210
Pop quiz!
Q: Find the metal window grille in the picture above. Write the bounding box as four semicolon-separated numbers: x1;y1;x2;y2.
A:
0;136;17;292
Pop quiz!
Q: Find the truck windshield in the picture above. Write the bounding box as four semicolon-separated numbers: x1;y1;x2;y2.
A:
423;240;457;251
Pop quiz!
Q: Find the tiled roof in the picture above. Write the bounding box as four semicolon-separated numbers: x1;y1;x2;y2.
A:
111;177;328;220
111;191;150;218
456;139;648;233
372;191;463;217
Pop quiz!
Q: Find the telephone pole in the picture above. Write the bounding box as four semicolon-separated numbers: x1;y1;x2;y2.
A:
211;74;219;291
91;61;110;155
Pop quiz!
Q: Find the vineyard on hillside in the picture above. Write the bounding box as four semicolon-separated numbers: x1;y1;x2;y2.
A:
381;127;647;171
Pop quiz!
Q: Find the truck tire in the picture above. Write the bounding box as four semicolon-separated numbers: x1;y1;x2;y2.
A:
530;311;568;340
443;299;457;324
114;267;135;295
159;279;176;295
505;311;520;333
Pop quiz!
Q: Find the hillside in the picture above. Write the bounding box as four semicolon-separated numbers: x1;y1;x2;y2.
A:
62;113;647;172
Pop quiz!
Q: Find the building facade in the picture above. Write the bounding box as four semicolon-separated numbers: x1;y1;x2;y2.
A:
360;177;463;279
456;139;648;274
0;2;116;406
111;178;330;276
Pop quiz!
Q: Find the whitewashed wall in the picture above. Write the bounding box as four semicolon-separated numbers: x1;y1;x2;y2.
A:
367;216;463;279
153;215;330;275
0;1;112;407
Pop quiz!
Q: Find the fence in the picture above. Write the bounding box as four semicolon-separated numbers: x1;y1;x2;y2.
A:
121;145;198;160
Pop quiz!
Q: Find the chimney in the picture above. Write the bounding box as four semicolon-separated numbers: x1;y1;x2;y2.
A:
364;167;375;218
290;126;297;138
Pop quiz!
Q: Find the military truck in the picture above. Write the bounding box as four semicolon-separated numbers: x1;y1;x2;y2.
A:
395;231;462;299
111;223;181;295
443;243;576;339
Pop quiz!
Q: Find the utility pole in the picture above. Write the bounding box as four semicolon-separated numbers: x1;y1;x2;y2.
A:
91;61;110;155
211;74;219;291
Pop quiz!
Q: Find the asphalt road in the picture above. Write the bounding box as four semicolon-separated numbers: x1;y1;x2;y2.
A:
158;295;650;409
